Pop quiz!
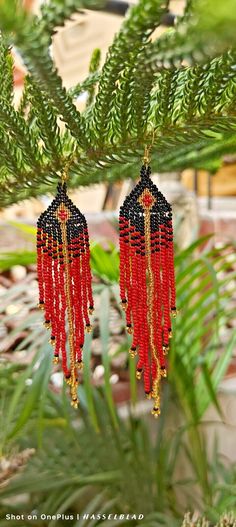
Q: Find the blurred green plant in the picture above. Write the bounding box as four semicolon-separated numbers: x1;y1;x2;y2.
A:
181;512;236;527
0;0;236;205
0;236;235;525
0;250;36;271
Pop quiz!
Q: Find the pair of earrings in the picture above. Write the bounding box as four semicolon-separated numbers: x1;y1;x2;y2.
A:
37;147;176;417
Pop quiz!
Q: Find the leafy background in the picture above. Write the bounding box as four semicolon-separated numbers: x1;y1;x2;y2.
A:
0;0;236;525
0;234;236;526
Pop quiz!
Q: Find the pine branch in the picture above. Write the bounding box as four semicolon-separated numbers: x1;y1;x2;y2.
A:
148;53;236;127
1;115;236;207
107;46;145;141
90;0;169;143
18;76;31;117
86;48;101;108
27;79;62;161
3;131;235;208
69;71;100;99
0;35;14;103
82;116;236;172
0;9;88;148
0;129;26;177
0;101;42;170
207;52;236;114
15;25;88;147
40;0;105;38
0;0;236;206
143;0;236;70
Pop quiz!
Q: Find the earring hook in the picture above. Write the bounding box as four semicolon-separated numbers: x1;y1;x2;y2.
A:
61;146;77;183
143;129;156;166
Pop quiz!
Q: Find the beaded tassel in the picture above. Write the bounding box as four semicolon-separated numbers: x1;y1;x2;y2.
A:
37;182;94;408
119;159;176;417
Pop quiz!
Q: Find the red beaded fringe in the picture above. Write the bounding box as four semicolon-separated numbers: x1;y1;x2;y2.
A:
37;182;94;407
119;164;176;417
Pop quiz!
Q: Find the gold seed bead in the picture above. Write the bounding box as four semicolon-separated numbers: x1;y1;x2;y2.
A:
161;367;167;378
65;376;72;385
151;407;161;418
71;378;79;388
76;360;84;370
168;330;173;339
71;385;77;395
136;370;142;380
163;345;169;355
146;392;152;400
38;302;44;310
126;325;133;335
120;300;128;312
152;378;160;399
89;307;94;315
49;338;56;346
71;399;79;409
85;324;92;333
52;357;59;365
171;308;178;318
44;321;51;330
129;347;137;358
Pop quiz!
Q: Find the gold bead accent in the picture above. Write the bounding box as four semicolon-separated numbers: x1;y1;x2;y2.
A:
151;407;161;418
49;338;56;346
152;378;160;396
136;370;142;380
85;324;92;333
44;321;51;330
161;367;167;378
126;325;133;335
38;302;44;310
71;399;79;409
52;356;59;365
89;307;94;315
70;383;79;408
76;360;84;370
139;191;161;393
151;390;161;418
146;392;152;400
168;330;173;339
163;345;169;355
65;376;72;385
171;308;178;318
120;300;128;312
129;347;137;358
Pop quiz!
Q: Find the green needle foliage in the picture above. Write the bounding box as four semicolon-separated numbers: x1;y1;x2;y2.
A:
0;0;235;205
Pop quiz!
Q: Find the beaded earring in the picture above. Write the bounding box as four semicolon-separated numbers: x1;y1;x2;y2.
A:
119;144;176;417
36;159;94;408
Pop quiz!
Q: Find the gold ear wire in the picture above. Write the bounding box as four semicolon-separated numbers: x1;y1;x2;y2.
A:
142;129;156;166
61;166;69;183
61;147;77;183
143;145;151;166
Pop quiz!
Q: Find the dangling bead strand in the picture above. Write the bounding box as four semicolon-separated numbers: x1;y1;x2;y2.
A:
37;172;94;408
119;154;176;417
